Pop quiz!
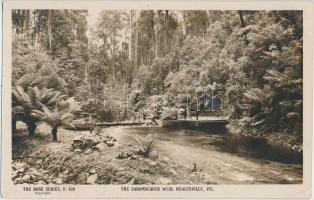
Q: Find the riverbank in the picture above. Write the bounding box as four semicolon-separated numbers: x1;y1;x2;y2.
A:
228;121;303;153
12;125;215;185
100;126;303;184
12;124;302;184
90;118;303;153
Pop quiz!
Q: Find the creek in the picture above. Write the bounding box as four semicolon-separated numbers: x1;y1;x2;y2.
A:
100;126;302;184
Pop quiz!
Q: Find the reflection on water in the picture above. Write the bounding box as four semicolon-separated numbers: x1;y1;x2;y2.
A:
209;133;302;164
107;127;302;164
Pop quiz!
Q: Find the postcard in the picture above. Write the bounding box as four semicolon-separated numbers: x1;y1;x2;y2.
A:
1;0;313;199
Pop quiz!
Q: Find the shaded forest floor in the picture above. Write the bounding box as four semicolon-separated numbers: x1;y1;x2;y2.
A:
12;125;215;185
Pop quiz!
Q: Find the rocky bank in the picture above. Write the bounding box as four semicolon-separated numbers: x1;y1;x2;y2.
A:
12;126;215;185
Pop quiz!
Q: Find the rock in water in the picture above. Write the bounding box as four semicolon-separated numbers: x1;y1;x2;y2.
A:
86;174;98;184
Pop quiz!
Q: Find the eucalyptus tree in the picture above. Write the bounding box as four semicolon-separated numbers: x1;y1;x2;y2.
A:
95;10;129;87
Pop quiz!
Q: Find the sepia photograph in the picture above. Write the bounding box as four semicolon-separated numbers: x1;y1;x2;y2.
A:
10;8;304;185
1;0;313;199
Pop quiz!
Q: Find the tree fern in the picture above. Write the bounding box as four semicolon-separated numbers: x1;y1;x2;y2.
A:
31;104;75;142
12;85;67;136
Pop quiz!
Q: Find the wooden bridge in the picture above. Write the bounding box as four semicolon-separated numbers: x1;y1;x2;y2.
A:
96;122;145;127
67;121;146;130
161;116;229;130
67;115;228;131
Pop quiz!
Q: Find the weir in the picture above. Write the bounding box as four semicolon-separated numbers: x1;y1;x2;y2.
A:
161;117;228;130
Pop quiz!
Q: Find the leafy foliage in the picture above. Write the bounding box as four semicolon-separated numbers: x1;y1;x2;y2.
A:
12;85;66;136
32;104;75;141
132;134;158;157
12;86;66;116
12;9;303;140
32;104;74;129
161;107;179;120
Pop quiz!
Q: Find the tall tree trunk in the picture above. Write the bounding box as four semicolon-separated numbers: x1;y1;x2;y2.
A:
156;10;161;57
47;10;53;54
112;44;115;87
151;11;156;60
140;33;144;66
181;11;186;37
134;11;139;71
32;11;36;46
207;10;214;25
52;127;58;142
85;50;90;81
164;10;168;56
128;10;132;61
238;11;249;45
238;11;246;27
148;44;150;65
23;10;30;39
21;10;26;34
126;11;133;87
17;10;23;33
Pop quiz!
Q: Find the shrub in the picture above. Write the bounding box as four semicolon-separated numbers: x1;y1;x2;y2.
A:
131;134;157;157
31;104;75;142
161;107;178;120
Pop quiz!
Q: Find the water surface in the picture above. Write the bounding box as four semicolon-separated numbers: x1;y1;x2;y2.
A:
100;126;303;184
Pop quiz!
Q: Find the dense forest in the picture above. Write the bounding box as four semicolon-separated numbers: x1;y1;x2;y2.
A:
12;10;303;143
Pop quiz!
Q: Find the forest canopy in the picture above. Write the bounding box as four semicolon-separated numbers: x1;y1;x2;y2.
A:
12;10;303;137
